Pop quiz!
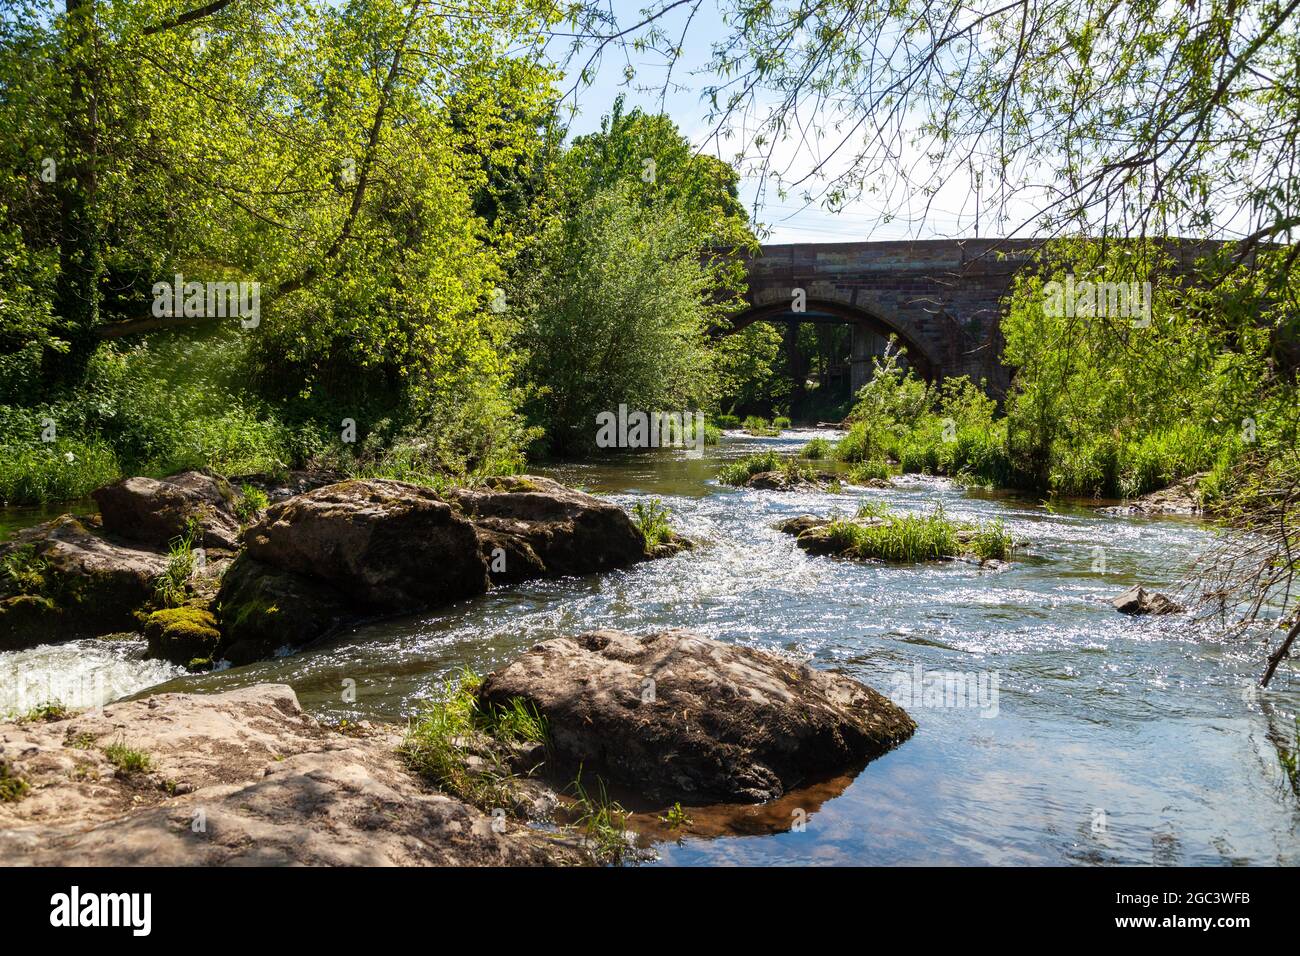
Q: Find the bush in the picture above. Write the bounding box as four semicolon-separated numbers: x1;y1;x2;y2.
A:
802;437;830;459
716;450;781;486
515;184;720;456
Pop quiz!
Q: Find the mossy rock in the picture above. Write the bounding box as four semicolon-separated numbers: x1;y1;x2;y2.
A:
0;515;170;650
143;606;221;667
0;761;30;803
215;553;351;665
0;594;63;650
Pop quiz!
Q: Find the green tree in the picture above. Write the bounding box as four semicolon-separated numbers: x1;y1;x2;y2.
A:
514;183;721;454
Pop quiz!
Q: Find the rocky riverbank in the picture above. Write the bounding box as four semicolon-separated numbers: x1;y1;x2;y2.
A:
0;471;687;668
0;684;587;866
0;632;914;866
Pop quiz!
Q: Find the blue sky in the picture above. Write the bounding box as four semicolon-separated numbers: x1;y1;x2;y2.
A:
552;3;1030;245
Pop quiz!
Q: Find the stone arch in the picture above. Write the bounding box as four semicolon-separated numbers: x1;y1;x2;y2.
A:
723;296;938;391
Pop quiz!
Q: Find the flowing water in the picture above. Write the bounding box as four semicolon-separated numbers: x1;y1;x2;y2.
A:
3;430;1299;865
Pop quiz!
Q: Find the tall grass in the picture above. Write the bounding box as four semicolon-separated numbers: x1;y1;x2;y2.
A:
801;437;830;459
716;450;780;485
400;670;547;812
970;518;1014;560
568;771;631;864
848;459;893;483
1044;422;1227;498
823;505;961;562
154;525;201;608
0;440;120;506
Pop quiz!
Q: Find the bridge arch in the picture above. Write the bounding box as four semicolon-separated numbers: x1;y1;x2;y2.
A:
724;296;938;393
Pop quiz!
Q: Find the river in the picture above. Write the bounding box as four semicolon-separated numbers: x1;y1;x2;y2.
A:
3;429;1298;865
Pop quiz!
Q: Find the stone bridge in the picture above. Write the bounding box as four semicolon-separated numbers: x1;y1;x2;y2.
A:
732;238;1228;395
732;238;1043;395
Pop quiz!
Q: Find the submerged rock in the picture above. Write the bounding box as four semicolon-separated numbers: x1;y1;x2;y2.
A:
92;470;244;551
0;685;586;866
478;629;915;804
1112;585;1184;615
742;469;836;491
0;515;169;651
775;514;830;536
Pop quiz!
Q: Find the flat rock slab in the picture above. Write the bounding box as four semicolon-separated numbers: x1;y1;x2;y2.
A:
1097;473;1205;517
0;685;585;866
479;629;916;803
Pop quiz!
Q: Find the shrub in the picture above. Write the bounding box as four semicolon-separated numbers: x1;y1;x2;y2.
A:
716;450;781;485
514;184;719;455
801;437;830;459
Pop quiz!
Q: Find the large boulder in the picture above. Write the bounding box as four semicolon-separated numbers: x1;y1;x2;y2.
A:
92;470;243;550
1112;585;1184;615
214;554;352;665
243;479;489;610
446;475;649;583
479;629;916;803
0;515;169;650
0;685;586;866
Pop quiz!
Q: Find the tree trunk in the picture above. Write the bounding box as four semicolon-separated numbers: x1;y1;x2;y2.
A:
47;0;101;386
